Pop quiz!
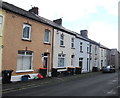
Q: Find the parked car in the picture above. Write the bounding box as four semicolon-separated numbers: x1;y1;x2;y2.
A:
102;65;115;73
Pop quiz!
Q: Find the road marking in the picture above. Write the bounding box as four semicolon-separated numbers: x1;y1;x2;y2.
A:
106;86;118;96
107;79;118;85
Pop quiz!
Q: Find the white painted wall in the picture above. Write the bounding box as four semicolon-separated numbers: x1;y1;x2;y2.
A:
53;29;75;70
99;48;107;69
75;36;90;73
91;44;100;70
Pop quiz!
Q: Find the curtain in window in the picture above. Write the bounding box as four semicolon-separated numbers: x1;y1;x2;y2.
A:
17;51;33;71
58;58;64;67
0;16;3;24
23;26;29;39
17;56;23;70
60;34;64;46
44;30;50;42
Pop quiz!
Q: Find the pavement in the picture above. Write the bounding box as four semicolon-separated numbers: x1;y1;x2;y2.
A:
1;71;105;94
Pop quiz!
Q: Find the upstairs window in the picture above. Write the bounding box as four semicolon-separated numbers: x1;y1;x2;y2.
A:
0;16;3;36
101;49;103;57
87;44;89;53
60;33;64;46
44;29;50;43
95;46;97;54
71;38;75;48
90;45;92;53
22;24;31;40
80;42;83;52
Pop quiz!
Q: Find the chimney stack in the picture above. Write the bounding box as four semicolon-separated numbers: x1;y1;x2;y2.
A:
53;18;62;25
80;30;88;38
29;7;39;15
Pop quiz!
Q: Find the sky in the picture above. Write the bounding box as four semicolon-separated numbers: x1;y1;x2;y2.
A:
2;0;119;50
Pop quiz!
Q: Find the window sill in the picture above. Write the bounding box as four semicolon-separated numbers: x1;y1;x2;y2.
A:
71;47;75;49
60;45;65;48
87;52;91;54
16;70;34;73
22;39;32;42
80;51;83;53
44;42;51;45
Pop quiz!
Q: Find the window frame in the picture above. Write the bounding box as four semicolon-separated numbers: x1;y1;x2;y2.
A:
71;37;75;48
0;15;3;36
80;42;83;52
16;50;34;73
44;29;50;44
60;33;64;47
58;54;65;68
95;45;97;54
22;24;31;41
87;44;89;53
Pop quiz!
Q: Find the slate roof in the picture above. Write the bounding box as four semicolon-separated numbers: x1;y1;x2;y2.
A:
76;33;100;46
1;1;76;35
100;44;110;50
1;1;104;46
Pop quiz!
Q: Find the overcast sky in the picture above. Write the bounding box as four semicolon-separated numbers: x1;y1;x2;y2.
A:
2;0;119;49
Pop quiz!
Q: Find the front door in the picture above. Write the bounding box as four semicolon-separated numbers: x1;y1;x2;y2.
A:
43;53;48;68
43;53;50;76
79;58;83;73
43;57;48;68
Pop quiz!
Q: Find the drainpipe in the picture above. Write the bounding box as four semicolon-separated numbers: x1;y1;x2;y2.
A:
51;27;54;73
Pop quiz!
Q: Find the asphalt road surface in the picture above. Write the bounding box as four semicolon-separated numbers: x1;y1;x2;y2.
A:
3;72;119;96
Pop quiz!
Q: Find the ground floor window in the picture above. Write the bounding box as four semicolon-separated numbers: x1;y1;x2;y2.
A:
58;54;65;67
101;60;103;68
79;58;83;68
17;50;33;71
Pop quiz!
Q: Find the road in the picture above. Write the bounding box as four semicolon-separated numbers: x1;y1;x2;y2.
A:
3;72;119;96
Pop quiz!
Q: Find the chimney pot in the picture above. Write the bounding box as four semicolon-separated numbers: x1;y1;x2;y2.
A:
53;18;62;25
80;30;88;38
29;7;39;15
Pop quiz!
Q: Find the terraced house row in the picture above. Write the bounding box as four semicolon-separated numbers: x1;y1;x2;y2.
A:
0;2;119;82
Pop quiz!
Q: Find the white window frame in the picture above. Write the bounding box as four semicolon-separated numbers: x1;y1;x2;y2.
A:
71;38;75;48
87;44;89;53
0;15;3;36
16;50;34;73
22;24;31;40
95;46;97;54
58;54;65;68
80;42;83;52
101;49;103;57
60;33;64;46
44;29;50;44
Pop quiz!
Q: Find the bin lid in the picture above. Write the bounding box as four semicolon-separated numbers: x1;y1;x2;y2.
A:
40;68;47;69
2;70;13;72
